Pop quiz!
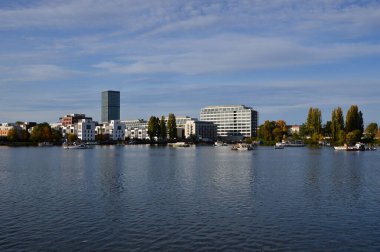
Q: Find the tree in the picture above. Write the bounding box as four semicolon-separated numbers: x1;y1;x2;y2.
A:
160;116;167;141
147;116;160;142
365;123;378;137
364;123;378;142
51;129;63;143
7;129;19;142
167;113;177;141
67;133;78;143
30;123;53;143
306;107;322;136
346;130;362;145
331;107;344;144
323;121;332;136
346;105;363;133
272;127;283;142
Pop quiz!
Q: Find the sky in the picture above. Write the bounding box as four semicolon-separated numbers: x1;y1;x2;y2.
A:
1;0;380;125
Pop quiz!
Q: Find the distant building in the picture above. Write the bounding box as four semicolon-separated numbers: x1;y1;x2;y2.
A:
96;120;125;141
124;119;149;140
200;105;258;140
59;114;90;126
184;120;217;141
101;90;120;122
77;118;96;141
0;123;21;138
287;125;300;135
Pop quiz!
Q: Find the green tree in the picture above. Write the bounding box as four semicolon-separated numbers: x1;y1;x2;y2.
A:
364;123;378;142
51;129;63;143
346;130;362;145
331;107;344;144
323;121;332;136
306;107;322;136
272;127;283;142
167;113;177;141
30;123;53;143
67;133;78;143
346;105;363;133
160;115;167;141
147;116;160;142
7;129;19;142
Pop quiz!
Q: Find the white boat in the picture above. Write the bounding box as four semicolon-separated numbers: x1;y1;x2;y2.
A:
214;141;228;146
274;142;285;149
171;142;190;147
63;142;89;149
334;146;347;151
231;143;253;151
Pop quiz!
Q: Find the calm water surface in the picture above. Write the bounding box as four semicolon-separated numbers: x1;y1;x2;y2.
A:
0;146;379;251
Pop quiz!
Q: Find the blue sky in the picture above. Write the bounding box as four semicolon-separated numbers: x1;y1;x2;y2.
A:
1;0;380;125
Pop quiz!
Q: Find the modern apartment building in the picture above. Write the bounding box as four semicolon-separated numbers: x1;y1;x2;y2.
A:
77;118;96;141
200;105;258;139
96;120;125;141
101;90;120;122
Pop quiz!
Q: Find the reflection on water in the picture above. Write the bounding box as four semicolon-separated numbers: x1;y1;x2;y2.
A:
0;146;379;251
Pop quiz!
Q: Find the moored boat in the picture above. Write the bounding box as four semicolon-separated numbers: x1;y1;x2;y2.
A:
274;142;285;149
231;143;253;151
63;142;89;149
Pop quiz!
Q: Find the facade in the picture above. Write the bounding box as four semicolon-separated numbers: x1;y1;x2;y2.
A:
96;120;125;141
59;114;89;126
200;105;258;139
0;123;21;138
184;120;217;141
287;125;300;135
101;90;120;122
124;119;149;140
77;119;96;141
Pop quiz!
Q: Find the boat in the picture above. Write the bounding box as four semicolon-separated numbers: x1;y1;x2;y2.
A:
347;142;365;151
171;142;190;147
274;142;285;149
334;143;366;151
334;145;347;151
38;142;54;147
214;141;228;146
231;143;253;151
63;142;89;149
282;140;305;147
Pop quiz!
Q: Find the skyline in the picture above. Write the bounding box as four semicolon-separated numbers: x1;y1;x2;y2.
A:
1;1;380;125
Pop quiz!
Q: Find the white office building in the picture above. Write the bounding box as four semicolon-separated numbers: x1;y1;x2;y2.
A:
200;105;258;139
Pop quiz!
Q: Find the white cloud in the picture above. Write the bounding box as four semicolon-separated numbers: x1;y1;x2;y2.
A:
0;64;82;82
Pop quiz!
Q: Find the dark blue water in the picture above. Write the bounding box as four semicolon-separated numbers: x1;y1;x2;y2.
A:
0;145;379;251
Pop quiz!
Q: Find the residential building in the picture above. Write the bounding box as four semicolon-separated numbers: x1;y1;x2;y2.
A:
0;123;21;138
101;90;120;122
59;114;89;126
124;119;149;140
77;118;96;141
96;120;125;141
287;125;300;135
184;120;217;141
200;105;258;140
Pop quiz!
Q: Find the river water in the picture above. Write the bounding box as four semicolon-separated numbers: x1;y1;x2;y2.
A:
0;145;379;251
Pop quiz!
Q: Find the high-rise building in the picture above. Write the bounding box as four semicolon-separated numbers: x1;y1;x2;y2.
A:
200;105;258;139
101;90;120;122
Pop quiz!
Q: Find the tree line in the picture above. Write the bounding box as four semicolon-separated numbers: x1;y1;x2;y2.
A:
4;123;62;144
147;113;177;143
257;105;378;146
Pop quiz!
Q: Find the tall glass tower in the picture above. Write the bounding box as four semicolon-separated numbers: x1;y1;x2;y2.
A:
101;91;120;122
